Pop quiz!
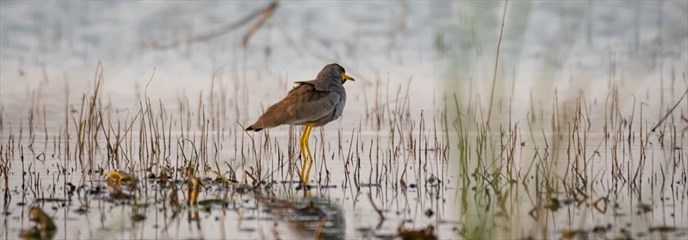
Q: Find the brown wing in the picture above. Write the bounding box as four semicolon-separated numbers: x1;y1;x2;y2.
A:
247;83;340;130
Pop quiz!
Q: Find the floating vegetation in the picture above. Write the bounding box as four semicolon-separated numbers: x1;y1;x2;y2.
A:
105;170;137;189
19;207;57;240
187;173;202;206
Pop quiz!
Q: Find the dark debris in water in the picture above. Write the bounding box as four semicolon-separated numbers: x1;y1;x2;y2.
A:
109;190;133;201
397;224;437;240
544;197;562;211
637;203;653;214
131;213;146;222
424;209;434;218
35;198;68;203
197;199;230;207
561;224;613;239
296;201;327;218
73;206;89;215
648;226;678;233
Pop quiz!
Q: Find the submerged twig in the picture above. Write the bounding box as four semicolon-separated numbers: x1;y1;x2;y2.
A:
367;193;385;221
651;87;688;132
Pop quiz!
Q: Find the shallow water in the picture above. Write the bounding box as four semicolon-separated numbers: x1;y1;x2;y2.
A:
1;1;688;239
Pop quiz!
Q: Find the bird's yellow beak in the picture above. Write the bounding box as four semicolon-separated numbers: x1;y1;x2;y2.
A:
342;73;355;81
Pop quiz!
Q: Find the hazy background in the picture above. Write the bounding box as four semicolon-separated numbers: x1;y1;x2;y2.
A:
1;1;687;239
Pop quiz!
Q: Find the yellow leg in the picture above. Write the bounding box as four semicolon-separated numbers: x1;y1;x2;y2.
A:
299;125;309;184
299;124;314;184
303;125;314;183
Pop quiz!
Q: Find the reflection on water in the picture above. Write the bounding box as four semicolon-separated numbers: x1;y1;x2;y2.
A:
256;192;346;239
1;1;687;239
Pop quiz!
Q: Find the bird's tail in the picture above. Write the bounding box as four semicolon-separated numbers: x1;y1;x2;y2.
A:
245;125;263;131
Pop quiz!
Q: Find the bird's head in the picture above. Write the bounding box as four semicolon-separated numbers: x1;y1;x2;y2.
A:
318;63;355;84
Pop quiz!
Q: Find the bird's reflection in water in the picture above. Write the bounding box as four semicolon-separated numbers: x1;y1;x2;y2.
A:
256;190;345;239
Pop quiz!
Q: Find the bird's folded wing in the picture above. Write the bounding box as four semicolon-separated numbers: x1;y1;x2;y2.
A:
255;84;340;127
287;90;341;123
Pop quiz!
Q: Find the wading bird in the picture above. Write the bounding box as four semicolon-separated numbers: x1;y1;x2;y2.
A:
246;63;354;185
